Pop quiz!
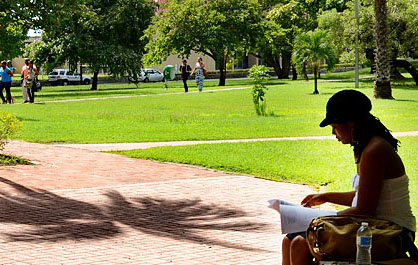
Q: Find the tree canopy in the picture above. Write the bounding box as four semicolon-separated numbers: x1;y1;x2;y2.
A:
26;0;156;90
292;30;337;94
143;0;261;86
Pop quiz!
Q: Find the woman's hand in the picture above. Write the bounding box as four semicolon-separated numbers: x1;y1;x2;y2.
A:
301;193;328;207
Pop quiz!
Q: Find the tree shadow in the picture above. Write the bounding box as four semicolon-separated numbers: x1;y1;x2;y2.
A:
0;177;120;242
104;190;268;252
0;177;269;252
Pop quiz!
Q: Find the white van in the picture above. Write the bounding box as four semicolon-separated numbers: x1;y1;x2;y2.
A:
48;69;91;86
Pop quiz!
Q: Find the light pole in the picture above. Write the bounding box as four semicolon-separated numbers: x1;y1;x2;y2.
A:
355;0;360;88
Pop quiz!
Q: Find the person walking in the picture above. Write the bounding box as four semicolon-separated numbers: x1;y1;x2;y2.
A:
179;60;192;92
191;57;205;92
21;58;30;103
0;61;14;104
25;60;38;103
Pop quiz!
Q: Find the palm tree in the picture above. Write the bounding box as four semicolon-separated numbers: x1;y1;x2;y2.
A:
292;30;337;94
373;0;393;99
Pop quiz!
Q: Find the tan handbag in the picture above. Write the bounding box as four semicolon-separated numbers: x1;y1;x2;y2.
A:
307;215;416;263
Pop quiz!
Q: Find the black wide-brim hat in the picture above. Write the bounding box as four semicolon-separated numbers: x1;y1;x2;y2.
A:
320;89;372;127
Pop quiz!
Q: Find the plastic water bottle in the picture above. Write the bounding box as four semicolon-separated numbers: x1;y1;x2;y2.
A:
356;222;372;265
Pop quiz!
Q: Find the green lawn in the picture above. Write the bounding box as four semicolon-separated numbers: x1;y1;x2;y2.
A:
2;77;418;144
116;136;418;227
2;70;418;229
8;79;255;102
0;77;418;143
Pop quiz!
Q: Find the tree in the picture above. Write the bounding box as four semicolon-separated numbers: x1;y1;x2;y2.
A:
252;0;322;80
143;0;261;86
292;30;337;94
0;5;29;59
27;0;156;90
373;0;392;98
319;0;418;89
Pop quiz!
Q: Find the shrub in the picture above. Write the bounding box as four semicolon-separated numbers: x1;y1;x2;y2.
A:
0;112;22;152
248;65;270;116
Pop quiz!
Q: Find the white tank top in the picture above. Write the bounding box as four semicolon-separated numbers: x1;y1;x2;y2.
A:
351;174;416;231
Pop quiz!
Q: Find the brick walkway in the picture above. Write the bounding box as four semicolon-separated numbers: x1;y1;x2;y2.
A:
0;141;315;264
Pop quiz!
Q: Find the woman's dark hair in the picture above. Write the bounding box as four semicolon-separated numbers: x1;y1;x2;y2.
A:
352;113;399;163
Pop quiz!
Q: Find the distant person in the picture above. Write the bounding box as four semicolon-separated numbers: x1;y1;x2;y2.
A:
25;60;38;103
6;60;15;75
179;60;192;92
0;61;13;104
191;57;205;92
6;60;15;103
21;58;30;103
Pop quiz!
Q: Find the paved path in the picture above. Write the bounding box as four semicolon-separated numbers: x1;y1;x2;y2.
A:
54;131;418;151
46;87;251;104
0;141;315;264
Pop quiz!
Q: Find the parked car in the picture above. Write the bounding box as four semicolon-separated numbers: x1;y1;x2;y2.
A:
128;68;165;83
48;69;91;86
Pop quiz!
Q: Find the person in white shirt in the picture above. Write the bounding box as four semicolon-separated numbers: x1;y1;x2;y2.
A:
21;58;30;103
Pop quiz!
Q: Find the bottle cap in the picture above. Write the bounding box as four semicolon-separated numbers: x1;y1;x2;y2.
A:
361;222;368;226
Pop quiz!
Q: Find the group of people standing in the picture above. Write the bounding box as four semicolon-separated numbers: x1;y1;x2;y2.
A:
179;57;206;93
0;58;38;104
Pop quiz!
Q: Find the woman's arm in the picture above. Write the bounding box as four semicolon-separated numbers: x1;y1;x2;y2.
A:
302;191;356;207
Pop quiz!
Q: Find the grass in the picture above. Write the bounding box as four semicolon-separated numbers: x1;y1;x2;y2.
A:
1;77;417;144
7;79;254;103
0;154;31;166
3;66;418;229
115;136;418;229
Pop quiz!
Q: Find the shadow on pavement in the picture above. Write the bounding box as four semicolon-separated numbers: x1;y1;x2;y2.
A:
0;177;269;252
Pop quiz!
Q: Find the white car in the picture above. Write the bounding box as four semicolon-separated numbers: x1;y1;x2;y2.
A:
48;69;91;86
129;68;165;83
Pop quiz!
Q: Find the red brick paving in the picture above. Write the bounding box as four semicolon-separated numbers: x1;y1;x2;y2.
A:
0;140;315;264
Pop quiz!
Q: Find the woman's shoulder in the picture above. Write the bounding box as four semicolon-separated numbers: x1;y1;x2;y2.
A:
365;136;394;152
361;136;404;174
360;136;394;162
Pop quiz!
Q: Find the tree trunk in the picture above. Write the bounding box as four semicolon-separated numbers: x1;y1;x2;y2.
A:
313;66;319;94
365;48;376;74
292;64;297;80
303;61;309;81
263;53;282;79
91;71;99;91
79;64;83;84
393;60;418;85
217;53;227;86
278;51;291;79
373;0;393;99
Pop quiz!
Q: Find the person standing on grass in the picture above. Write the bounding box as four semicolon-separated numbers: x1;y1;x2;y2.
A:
179;60;192;92
25;60;38;104
281;90;416;265
6;60;15;103
191;57;205;92
0;61;14;104
21;58;30;103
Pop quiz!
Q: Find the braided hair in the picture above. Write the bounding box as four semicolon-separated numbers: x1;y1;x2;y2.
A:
352;113;399;163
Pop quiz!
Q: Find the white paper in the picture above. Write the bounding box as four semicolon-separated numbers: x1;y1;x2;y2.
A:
268;199;337;234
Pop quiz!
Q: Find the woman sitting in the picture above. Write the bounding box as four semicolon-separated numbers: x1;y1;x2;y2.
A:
282;90;416;265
